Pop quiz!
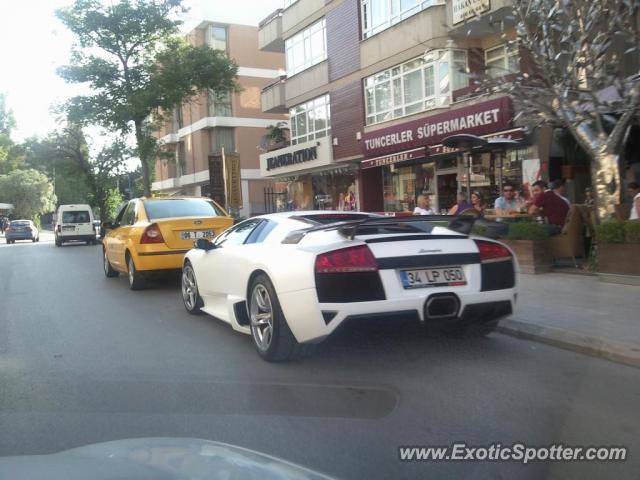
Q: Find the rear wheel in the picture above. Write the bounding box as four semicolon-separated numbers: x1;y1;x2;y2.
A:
127;254;146;290
181;262;203;314
55;236;62;247
248;274;314;362
103;248;119;278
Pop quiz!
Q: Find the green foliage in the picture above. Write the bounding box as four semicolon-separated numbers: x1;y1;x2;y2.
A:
0;93;21;175
625;220;640;244
0;169;57;221
595;221;626;244
471;224;487;236
56;0;239;195
104;187;124;221
507;222;549;241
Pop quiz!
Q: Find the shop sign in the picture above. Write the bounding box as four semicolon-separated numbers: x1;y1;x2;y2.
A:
428;128;525;156
361;97;513;158
453;0;490;24
361;147;425;169
260;137;334;177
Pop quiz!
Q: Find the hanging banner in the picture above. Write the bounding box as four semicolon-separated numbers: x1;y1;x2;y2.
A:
453;0;491;24
225;153;243;210
208;154;226;207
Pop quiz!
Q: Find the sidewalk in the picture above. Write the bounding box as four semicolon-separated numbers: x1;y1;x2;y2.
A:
499;273;640;368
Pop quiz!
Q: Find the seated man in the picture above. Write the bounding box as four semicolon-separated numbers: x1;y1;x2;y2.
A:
494;184;523;215
528;180;569;235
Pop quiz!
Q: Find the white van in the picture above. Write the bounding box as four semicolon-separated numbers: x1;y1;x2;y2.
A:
54;204;96;246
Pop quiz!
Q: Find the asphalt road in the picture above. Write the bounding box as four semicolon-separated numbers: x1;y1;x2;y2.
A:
1;234;639;479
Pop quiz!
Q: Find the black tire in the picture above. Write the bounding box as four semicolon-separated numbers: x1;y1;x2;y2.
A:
32;237;37;243
103;248;119;278
248;274;315;362
55;236;62;247
181;261;204;314
126;253;146;290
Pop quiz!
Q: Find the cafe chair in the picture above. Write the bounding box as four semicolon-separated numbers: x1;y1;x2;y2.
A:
548;204;585;267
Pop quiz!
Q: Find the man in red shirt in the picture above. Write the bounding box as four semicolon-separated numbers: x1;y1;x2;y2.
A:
529;180;569;235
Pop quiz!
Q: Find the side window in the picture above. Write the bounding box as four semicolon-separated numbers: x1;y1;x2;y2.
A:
121;202;136;226
114;204;128;226
246;220;277;244
215;219;262;248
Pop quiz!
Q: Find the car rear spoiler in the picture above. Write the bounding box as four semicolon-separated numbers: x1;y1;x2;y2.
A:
281;215;506;244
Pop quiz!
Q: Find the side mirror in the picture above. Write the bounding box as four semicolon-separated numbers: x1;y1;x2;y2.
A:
102;221;114;231
195;238;216;251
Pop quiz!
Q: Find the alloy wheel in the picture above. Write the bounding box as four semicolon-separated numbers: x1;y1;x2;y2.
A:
128;257;135;286
250;284;274;351
182;265;197;310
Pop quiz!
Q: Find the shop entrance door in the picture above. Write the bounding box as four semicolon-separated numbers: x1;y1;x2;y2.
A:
437;173;458;214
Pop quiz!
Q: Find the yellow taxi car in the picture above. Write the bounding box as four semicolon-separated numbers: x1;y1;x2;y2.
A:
102;196;233;289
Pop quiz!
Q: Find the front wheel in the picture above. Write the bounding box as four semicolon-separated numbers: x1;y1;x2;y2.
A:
103;248;119;278
248;274;313;362
127;254;146;290
181;262;203;314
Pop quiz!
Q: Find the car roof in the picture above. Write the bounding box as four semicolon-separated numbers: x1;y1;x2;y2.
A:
11;219;32;223
140;196;213;202
58;204;91;210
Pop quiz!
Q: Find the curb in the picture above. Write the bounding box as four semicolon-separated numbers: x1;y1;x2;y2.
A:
497;319;640;369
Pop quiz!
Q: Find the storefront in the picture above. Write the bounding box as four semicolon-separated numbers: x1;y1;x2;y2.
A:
259;137;358;212
360;97;539;212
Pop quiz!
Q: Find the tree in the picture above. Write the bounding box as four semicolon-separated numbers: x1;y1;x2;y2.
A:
0;93;22;175
0;169;57;221
56;0;239;196
26;126;130;222
487;0;640;220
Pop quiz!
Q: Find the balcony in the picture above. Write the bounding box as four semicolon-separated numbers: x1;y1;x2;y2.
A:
447;0;516;39
258;9;284;52
261;76;287;113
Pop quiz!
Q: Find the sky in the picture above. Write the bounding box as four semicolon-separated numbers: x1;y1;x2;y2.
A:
0;0;283;142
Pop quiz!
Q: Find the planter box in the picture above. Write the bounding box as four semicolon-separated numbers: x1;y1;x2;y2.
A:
598;243;640;276
502;239;552;274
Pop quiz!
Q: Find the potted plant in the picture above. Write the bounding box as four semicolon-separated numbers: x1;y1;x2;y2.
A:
596;220;640;278
263;122;289;151
501;222;551;274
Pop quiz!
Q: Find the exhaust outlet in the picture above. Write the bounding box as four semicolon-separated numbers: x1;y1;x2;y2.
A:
425;294;460;320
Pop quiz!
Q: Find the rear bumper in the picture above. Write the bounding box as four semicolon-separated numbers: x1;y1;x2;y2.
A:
133;249;190;271
278;287;517;343
6;233;36;240
57;234;94;242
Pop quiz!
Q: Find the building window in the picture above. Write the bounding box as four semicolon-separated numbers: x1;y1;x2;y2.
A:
289;94;331;145
210;127;235;154
285;18;327;77
207;25;227;51
361;0;444;39
364;50;467;125
208;90;232;117
485;43;519;78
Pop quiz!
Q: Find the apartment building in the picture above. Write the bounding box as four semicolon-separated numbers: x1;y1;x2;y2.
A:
258;0;626;213
152;21;287;216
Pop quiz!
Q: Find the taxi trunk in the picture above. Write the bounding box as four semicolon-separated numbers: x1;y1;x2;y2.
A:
155;217;234;250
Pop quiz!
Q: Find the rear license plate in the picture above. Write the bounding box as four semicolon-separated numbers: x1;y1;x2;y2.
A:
180;230;214;240
400;267;466;289
62;225;75;231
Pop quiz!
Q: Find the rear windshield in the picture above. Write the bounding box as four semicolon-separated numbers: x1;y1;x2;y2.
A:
144;199;226;220
62;211;91;223
10;221;30;227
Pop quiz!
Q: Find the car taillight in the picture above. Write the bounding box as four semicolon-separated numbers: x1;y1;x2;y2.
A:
140;223;165;244
315;245;378;273
474;239;512;263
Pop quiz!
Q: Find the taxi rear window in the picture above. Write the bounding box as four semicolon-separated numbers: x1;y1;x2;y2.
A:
144;199;226;220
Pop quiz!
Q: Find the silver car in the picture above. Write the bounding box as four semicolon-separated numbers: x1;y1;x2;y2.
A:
5;220;39;244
